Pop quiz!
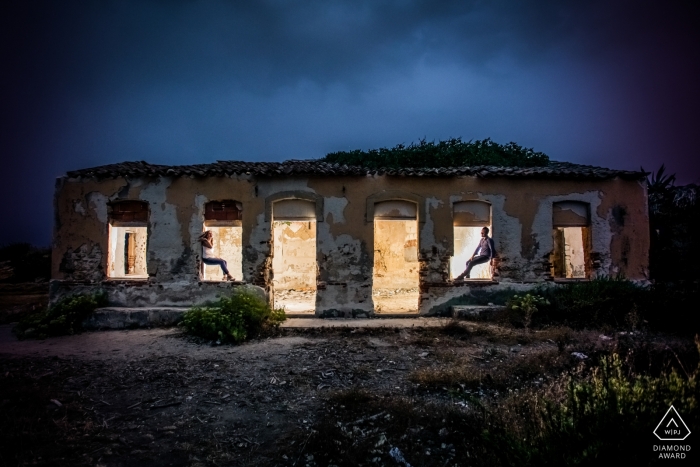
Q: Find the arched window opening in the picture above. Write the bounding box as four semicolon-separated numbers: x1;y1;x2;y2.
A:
451;201;493;280
201;200;243;281
372;200;419;313
108;201;148;279
551;201;591;279
271;199;317;313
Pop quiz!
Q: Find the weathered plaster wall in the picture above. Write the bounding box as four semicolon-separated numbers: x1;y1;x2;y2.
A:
272;221;317;290
52;172;649;313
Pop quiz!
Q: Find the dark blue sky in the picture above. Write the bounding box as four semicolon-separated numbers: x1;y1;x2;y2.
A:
2;0;699;246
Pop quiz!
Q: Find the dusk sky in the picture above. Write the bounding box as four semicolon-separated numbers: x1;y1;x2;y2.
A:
2;0;699;247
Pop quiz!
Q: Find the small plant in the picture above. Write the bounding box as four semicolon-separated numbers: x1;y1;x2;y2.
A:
181;288;285;344
507;293;549;329
13;291;107;339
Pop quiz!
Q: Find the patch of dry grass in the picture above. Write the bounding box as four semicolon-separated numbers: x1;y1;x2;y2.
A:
409;346;576;390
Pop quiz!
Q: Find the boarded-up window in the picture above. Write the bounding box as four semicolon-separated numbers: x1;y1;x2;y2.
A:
553;201;589;227
109;201;148;224
204;200;242;221
453;201;491;226
374;200;417;220
273;199;316;220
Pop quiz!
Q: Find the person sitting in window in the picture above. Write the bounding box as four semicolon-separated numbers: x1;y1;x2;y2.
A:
199;230;234;281
454;227;495;281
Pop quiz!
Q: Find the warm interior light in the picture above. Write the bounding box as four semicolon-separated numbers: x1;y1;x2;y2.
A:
372;219;419;313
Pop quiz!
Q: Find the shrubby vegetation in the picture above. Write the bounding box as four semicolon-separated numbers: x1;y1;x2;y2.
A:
0;243;51;283
535;276;649;330
13;292;107;339
322;138;550;169
490;276;698;335
487;342;700;465
181;288;285;344
301;333;699;466
644;165;700;280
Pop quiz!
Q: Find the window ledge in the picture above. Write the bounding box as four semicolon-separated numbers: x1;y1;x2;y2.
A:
103;278;151;286
451;279;498;286
552;278;589;283
105;277;149;281
199;280;247;285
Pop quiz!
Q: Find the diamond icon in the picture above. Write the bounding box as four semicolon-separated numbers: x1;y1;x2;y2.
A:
654;406;691;441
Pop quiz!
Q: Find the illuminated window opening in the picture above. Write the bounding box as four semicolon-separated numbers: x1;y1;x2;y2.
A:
551;201;591;279
108;201;148;279
201;200;243;281
271;200;317;313
372;200;419;313
451;201;492;280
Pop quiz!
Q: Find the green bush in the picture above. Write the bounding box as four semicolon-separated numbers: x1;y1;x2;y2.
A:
181;288;285;344
530;347;698;464
322;138;550;169
13;292;107;339
535;276;649;330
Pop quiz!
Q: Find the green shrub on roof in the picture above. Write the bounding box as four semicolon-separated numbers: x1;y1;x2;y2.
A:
322;138;550;169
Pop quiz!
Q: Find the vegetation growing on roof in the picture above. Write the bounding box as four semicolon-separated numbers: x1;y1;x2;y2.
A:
322;138;550;169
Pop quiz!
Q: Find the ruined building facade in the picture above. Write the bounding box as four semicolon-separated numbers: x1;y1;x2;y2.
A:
51;160;649;316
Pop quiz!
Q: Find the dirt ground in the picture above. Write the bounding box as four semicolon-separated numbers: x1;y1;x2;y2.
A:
0;286;695;467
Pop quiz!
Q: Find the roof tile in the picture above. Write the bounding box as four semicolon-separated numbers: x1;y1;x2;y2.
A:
65;159;645;180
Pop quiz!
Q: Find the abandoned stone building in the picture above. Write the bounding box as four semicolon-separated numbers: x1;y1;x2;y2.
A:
51;160;649;317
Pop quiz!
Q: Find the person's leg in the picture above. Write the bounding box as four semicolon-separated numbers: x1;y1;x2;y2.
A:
464;255;490;278
202;257;230;276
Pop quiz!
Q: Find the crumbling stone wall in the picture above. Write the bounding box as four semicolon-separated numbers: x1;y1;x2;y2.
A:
52;172;649;313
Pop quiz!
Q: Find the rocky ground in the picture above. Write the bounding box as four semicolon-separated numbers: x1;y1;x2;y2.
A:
0;286;695;467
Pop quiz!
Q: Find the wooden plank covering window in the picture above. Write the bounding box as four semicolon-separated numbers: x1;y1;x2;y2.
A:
553;201;590;227
110;201;148;223
453;201;491;226
204;200;242;221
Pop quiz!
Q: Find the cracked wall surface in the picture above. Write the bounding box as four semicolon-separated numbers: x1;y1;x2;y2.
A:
52;173;649;313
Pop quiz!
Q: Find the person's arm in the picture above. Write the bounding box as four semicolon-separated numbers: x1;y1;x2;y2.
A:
201;238;213;249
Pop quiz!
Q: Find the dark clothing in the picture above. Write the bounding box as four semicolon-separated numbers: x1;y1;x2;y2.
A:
472;237;495;260
202;257;230;276
464;255;491;278
454;235;495;280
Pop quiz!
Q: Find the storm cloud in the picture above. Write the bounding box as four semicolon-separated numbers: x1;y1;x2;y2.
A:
2;0;699;245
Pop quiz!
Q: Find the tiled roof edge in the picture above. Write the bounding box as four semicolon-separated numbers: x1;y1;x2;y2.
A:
65;159;645;180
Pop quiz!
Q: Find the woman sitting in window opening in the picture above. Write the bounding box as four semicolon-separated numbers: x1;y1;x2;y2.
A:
199;230;234;281
454;226;496;281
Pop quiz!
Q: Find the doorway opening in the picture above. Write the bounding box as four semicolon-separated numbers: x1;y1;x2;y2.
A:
271;199;317;313
551;201;591;279
201;200;243;281
451;201;493;280
372;200;419;313
107;201;148;279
